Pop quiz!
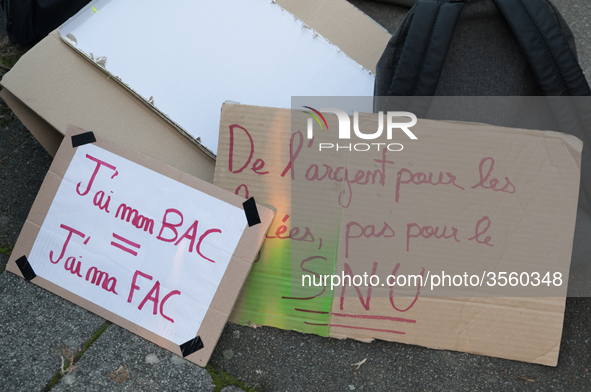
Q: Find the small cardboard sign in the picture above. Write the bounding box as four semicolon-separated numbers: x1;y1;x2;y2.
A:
214;103;582;366
7;126;274;366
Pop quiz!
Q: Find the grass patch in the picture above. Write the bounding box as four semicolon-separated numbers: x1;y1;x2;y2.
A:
42;321;112;391
1;52;21;69
74;321;111;362
0;37;31;72
0;244;13;257
207;364;260;392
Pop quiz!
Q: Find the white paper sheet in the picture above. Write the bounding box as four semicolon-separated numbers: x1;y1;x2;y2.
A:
28;144;246;345
59;0;376;154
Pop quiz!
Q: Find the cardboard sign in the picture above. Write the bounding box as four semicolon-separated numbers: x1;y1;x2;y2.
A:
57;0;377;155
0;0;390;183
7;126;274;366
213;103;582;366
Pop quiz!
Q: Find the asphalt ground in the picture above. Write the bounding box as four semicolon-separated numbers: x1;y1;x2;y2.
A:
0;1;590;391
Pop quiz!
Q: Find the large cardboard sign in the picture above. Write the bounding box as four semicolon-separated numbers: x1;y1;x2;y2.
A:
0;0;390;183
7;126;274;366
57;0;376;154
213;103;582;366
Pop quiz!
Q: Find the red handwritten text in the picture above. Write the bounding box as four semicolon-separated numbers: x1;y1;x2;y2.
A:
406;222;460;251
396;168;464;203
471;157;515;193
345;221;395;258
115;203;155;234
266;214;315;243
228;124;269;175
76;154;118;196
128;270;181;323
156;209;222;263
467;216;494;246
304;149;394;208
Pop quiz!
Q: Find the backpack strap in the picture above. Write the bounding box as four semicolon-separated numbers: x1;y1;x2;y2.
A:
494;0;591;213
494;0;591;96
386;0;466;96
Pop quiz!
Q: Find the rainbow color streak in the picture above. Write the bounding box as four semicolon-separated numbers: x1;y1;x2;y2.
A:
228;236;335;336
302;106;329;130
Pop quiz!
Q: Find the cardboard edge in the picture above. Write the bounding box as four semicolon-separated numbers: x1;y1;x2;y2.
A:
58;0;112;37
434;119;584;149
188;308;228;366
57;34;217;160
0;88;63;157
276;0;391;74
327;309;562;366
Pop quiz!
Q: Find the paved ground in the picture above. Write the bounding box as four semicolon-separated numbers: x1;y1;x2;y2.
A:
0;1;590;391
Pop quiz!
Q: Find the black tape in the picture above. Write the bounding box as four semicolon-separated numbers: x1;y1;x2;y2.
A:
15;256;36;281
180;336;204;357
242;197;261;227
71;132;97;148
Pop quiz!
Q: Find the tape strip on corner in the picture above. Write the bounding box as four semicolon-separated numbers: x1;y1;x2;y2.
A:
71;132;97;148
15;256;36;281
180;336;204;357
242;197;261;227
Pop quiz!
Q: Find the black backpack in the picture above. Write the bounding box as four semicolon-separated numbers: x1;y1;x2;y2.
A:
1;0;90;44
375;0;589;97
374;0;591;294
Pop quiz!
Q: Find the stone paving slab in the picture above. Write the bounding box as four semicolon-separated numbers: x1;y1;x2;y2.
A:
0;271;106;392
52;324;215;392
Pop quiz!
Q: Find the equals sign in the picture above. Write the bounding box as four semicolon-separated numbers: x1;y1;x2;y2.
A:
111;233;141;256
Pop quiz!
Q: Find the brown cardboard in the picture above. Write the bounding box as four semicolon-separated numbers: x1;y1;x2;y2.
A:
0;31;216;182
213;103;582;366
0;0;390;182
7;125;274;367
